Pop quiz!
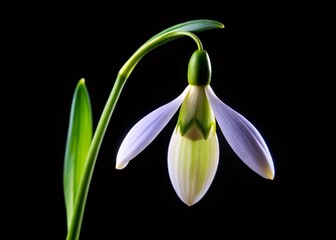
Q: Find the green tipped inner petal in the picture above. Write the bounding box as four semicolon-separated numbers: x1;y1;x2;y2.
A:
178;86;215;140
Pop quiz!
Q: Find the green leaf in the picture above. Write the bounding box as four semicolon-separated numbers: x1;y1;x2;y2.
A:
63;78;93;229
147;19;224;42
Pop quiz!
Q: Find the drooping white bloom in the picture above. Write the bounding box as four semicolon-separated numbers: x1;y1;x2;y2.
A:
116;50;275;206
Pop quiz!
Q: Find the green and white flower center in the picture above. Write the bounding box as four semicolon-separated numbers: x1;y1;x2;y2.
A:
177;86;216;140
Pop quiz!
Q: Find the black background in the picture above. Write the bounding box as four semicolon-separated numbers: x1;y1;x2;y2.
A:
44;5;335;240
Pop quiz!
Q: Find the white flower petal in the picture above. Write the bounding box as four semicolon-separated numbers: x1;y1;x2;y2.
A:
116;86;190;169
205;86;275;179
168;126;219;206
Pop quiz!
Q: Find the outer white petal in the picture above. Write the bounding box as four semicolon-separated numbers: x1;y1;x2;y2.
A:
168;126;219;206
205;86;275;179
116;86;190;169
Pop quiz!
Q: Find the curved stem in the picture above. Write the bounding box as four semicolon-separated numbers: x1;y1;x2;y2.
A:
119;31;203;79
66;31;203;240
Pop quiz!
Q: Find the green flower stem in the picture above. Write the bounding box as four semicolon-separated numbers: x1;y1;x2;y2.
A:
66;31;203;240
119;31;203;79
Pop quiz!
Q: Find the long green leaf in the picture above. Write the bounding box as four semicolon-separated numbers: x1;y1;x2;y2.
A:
63;78;92;229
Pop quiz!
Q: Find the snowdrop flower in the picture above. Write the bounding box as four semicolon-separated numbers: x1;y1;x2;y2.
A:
116;49;275;206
